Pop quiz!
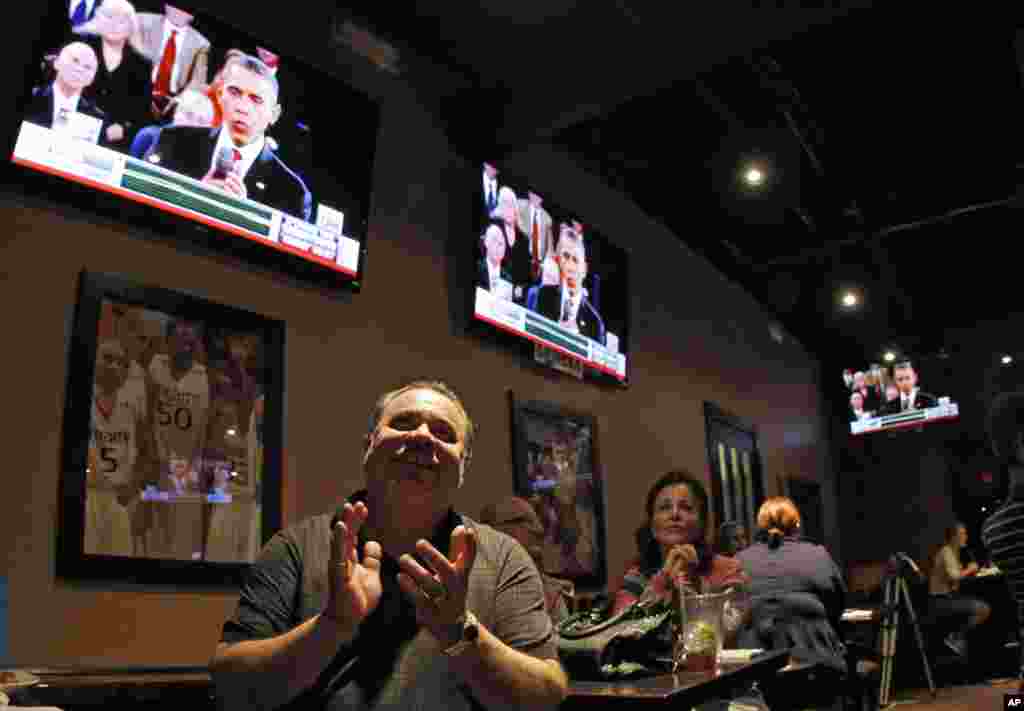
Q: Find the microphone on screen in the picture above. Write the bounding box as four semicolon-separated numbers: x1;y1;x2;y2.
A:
211;146;237;180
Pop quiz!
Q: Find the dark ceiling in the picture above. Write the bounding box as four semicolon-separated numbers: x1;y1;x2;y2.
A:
347;2;1024;366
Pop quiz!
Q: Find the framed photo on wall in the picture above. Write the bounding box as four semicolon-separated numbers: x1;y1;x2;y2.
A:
57;271;284;585
508;393;607;588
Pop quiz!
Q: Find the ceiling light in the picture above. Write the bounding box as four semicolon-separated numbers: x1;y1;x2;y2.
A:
840;291;858;307
743;167;764;186
227;428;237;436
884;352;896;363
1002;355;1013;365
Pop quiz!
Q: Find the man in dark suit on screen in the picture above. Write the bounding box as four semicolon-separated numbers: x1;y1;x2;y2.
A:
534;225;605;345
144;54;312;221
24;41;106;135
892;361;938;411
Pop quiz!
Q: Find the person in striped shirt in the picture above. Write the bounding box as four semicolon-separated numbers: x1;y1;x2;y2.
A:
981;391;1024;690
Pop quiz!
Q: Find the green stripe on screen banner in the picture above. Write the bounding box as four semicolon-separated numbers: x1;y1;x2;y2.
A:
525;312;589;348
125;160;274;220
524;322;589;357
123;175;271;236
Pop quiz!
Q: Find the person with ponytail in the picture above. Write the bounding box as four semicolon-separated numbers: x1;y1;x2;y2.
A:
611;470;749;615
735;496;848;689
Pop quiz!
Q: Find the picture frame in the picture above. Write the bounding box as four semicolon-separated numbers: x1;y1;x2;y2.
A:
57;271;284;585
508;392;607;588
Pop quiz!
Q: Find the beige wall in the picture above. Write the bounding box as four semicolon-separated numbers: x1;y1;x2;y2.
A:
0;9;835;667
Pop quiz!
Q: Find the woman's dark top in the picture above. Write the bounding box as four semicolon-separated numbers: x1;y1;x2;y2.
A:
735;536;848;673
81;34;152;151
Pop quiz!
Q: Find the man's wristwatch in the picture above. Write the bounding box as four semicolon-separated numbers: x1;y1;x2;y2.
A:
441;610;480;657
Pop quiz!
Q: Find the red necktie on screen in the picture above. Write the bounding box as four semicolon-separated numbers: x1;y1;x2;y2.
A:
232;148;242;169
531;213;540;279
154;30;178;96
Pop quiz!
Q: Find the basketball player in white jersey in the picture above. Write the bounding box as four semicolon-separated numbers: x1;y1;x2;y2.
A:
86;339;148;556
113;305;162;554
148;319;211;560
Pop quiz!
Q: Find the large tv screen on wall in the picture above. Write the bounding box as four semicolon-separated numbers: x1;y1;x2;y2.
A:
6;1;379;290
472;161;630;384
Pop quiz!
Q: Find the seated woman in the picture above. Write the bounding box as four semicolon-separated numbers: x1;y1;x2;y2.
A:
612;469;748;613
611;471;764;711
928;521;990;657
735;497;847;675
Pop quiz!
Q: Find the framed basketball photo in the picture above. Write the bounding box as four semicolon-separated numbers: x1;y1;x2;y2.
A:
508;393;607;588
57;271;284;585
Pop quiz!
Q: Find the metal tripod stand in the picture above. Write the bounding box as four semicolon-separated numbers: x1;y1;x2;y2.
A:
878;565;937;707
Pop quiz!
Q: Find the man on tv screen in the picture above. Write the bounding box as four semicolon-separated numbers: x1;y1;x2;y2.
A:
517;190;554;282
893;361;938;411
534;225;606;345
24;41;105;135
478;224;513;298
144;54;313;221
135;4;210;113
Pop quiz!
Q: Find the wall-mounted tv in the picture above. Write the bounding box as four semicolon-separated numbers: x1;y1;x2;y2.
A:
472;161;630;384
6;1;379;290
842;361;959;435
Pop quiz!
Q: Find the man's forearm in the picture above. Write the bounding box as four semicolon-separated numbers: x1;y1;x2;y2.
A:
211;614;355;711
446;624;568;711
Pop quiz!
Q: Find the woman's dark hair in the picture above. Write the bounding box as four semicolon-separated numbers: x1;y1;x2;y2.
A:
634;469;709;575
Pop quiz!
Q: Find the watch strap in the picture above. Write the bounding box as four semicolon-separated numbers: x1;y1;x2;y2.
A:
441;610;479;656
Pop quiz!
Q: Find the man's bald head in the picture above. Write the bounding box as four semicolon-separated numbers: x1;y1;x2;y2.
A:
54;42;98;95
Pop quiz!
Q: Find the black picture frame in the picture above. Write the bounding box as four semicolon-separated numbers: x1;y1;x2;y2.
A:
57;271;284;585
508;392;607;589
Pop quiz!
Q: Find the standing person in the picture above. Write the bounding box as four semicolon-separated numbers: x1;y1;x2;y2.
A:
86;339;149;556
893;361;938;411
73;0;151;151
491;186;531;305
982;391;1024;690
210;379;568;711
135;4;210;117
928;522;990;657
148;319;210;559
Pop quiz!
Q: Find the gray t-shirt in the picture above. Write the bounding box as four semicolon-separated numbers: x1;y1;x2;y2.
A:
220;504;557;711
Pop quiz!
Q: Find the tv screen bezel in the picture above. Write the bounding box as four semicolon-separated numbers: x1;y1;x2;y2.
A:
2;0;379;293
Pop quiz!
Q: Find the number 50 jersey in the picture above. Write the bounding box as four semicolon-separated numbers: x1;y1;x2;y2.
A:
149;353;211;468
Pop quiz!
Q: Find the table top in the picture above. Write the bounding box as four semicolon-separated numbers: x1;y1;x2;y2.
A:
565;649;788;705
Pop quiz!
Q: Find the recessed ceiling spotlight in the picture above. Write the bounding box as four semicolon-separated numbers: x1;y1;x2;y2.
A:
744;166;764;186
1002;355;1013;365
840;291;858;308
883;351;896;363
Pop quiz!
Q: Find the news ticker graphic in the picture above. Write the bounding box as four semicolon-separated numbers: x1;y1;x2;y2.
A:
850;401;960;435
11;120;361;275
475;287;627;380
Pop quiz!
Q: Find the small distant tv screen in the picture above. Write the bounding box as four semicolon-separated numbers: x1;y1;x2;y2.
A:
473;161;630;382
9;1;378;284
842;361;959;435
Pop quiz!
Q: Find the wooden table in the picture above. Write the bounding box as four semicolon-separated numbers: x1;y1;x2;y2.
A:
562;649;789;710
4;666;213;710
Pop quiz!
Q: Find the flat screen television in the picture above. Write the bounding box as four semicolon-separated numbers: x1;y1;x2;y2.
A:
5;1;379;290
842;361;959;435
472;161;630;384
